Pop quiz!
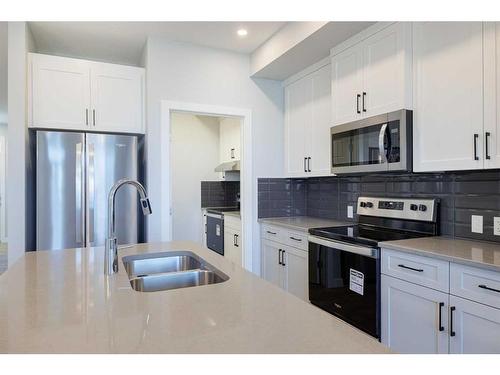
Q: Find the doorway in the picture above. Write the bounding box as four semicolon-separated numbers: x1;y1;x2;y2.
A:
160;101;253;271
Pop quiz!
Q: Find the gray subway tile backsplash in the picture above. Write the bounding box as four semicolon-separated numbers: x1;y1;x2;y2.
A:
258;170;500;243
201;181;240;208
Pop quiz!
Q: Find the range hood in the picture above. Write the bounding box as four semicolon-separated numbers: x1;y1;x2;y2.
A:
214;160;240;172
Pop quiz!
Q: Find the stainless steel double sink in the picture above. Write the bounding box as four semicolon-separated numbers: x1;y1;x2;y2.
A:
122;251;229;292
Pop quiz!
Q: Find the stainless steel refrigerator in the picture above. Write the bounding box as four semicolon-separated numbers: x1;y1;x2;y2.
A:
36;131;145;250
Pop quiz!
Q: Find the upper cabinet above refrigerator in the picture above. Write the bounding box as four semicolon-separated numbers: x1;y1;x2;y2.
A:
28;53;145;134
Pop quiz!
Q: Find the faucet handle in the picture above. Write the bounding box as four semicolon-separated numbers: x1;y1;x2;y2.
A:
140;198;152;215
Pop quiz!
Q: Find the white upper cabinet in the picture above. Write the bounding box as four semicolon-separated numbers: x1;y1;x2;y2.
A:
30;53;90;130
362;23;411;116
484;22;500;169
413;22;484;172
331;47;363;125
219;117;241;163
331;22;412;127
284;62;331;177
90;63;144;134
29;53;145;134
285;75;312;176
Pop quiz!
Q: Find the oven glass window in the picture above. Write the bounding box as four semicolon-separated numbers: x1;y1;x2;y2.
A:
331;120;400;167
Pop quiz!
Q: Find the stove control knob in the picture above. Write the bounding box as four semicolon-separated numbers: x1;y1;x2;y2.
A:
419;204;427;212
366;202;374;208
410;204;418;211
360;202;367;208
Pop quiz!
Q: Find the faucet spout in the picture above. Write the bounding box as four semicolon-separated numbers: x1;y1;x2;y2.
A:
105;179;152;276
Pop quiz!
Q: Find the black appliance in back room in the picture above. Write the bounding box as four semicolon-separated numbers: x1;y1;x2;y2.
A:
308;196;439;339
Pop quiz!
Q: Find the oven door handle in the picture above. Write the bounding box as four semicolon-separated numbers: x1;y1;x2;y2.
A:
378;123;388;164
308;235;379;259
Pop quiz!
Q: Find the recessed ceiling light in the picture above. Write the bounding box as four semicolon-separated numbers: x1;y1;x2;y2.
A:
237;29;248;37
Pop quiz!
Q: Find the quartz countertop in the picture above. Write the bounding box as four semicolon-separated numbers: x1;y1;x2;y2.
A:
0;241;388;353
380;237;500;272
258;216;350;233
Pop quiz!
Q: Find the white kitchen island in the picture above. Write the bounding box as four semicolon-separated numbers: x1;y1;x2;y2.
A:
0;241;388;353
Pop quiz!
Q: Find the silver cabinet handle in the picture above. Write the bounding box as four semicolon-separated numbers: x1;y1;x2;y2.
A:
278;249;282;265
282;250;286;266
289;236;302;242
378;123;388;164
85;109;89;126
266;230;277;235
75;143;84;244
473;133;479;161
304;157;307;172
307;157;311;172
93;109;96;126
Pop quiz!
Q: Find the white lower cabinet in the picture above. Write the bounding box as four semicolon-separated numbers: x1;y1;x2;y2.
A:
224;216;242;266
449;295;500;354
261;227;308;302
283;246;308;301
381;275;449;354
381;248;500;354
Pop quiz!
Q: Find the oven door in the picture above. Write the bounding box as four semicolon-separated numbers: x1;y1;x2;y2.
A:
308;235;380;338
331;109;411;174
206;213;224;255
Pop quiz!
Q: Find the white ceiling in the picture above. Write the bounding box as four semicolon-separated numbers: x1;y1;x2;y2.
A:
0;22;7;124
28;22;287;66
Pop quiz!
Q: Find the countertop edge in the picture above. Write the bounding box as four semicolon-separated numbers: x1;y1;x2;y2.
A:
258;217;349;233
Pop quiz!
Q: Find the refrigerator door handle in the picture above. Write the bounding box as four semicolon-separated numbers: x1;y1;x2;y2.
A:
75;142;84;244
87;142;95;244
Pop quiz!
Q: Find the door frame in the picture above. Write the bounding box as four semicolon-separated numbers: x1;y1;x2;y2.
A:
160;101;253;271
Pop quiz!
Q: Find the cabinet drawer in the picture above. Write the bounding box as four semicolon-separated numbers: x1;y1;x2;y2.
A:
381;249;450;292
261;224;286;243
285;230;308;251
451;263;500;309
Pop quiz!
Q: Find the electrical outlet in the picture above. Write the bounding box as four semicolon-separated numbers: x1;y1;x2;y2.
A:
494;217;500;236
347;205;354;219
471;215;483;234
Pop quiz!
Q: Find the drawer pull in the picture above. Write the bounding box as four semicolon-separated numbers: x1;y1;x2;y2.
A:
398;264;424;273
289;236;302;242
266;231;277;235
478;284;500;293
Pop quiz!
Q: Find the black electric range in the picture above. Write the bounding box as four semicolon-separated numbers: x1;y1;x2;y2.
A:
308;196;439;339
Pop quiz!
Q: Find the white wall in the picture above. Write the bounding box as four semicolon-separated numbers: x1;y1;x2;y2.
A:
145;39;284;274
171;113;220;242
0;22;7;124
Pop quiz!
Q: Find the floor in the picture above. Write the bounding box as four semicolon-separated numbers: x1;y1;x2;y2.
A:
0;242;7;274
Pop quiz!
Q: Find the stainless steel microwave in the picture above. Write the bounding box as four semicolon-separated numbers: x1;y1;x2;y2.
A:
331;110;412;174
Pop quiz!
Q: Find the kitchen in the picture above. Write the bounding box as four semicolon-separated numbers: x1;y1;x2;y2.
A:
1;2;500;372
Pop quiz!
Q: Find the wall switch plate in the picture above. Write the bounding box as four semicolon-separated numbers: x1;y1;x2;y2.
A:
471;215;483;234
347;205;354;219
494;217;500;236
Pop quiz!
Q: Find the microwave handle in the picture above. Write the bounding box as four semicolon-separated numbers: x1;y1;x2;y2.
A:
378;123;388;164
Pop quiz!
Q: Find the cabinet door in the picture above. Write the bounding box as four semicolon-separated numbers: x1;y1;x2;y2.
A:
284;77;312;177
90;63;144;134
331;45;363;126
362;23;411;117
413;22;484;172
224;227;236;263
31;54;90;130
283;246;308;301
449;295;500;354
262;239;284;289
381;275;449;354
484;22;500;168
309;64;332;176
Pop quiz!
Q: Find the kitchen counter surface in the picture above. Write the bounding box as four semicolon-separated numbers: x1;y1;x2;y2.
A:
222;211;240;219
258;216;350;232
0;241;388;353
380;236;500;272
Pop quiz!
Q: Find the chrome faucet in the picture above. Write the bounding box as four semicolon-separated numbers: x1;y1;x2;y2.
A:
105;179;152;275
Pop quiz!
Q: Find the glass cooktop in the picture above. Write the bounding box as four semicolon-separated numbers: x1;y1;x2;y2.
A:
309;224;431;247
